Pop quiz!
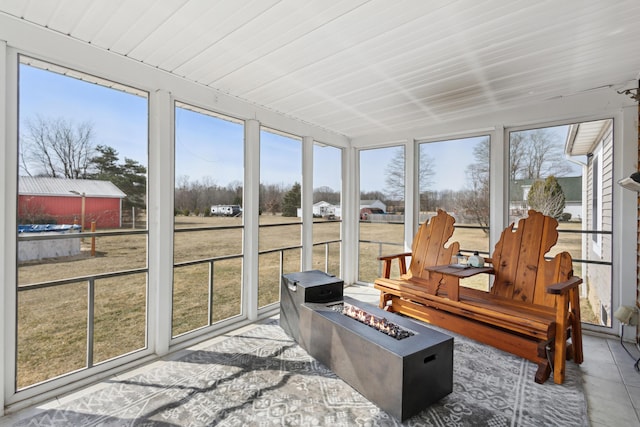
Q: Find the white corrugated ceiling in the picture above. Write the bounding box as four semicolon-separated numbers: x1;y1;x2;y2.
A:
1;0;639;139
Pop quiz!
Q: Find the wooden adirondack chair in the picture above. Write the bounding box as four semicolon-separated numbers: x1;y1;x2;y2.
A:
478;209;584;383
375;209;459;303
375;209;584;384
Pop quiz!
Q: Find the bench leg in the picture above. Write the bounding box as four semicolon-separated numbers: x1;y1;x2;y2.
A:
535;342;552;384
535;361;552;384
379;292;393;311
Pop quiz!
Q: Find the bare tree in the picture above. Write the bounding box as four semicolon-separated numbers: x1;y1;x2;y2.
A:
360;190;386;202
460;162;490;233
174;176;246;215
313;186;340;204
459;137;490;232
175;175;194;214
509;132;525;181
384;148;406;200
20;115;95;178
510;128;573;179
260;183;285;215
385;146;435;201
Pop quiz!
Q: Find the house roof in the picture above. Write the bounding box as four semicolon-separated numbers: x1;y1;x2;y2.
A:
2;2;639;141
360;200;384;206
510;176;582;202
19;177;126;198
565;120;612;156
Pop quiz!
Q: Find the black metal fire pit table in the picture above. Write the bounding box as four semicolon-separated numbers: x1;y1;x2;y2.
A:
279;271;453;422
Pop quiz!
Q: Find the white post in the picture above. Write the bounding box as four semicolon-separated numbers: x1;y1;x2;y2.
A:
148;89;174;356
244;119;260;321
301;136;314;270
341;145;358;285
404;140;415;251
490;126;506;250
1;42;18;413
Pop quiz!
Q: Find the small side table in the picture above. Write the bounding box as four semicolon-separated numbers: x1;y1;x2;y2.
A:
424;264;494;301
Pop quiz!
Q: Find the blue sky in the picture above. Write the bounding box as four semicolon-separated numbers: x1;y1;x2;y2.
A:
174;106;245;186
359;126;577;194
19;63;576;195
19;64;148;168
20;63;332;190
359;137;485;193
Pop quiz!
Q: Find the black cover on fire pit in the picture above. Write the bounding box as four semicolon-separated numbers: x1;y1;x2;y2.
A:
280;270;343;342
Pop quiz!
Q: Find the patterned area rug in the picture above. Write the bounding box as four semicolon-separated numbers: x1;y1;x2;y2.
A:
13;321;588;426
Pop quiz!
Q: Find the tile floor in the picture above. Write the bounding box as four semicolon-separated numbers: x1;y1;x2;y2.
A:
1;284;639;426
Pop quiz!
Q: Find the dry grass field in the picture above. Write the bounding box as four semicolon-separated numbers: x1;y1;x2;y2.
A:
16;215;596;388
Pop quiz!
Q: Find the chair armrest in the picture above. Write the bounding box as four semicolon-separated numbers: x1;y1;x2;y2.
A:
377;252;412;261
377;252;412;278
546;276;583;295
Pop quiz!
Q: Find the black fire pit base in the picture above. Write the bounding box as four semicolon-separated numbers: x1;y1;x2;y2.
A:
298;296;453;421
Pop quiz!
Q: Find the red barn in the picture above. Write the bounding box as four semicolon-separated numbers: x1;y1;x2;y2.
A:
18;177;127;229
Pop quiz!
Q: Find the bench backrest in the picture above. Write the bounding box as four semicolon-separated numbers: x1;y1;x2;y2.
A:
407;209;459;281
489;210;574;307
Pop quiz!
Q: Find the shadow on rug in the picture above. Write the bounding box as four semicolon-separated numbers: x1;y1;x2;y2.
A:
14;321;588;426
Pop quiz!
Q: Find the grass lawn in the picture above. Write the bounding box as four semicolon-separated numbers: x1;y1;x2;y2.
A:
16;215;597;388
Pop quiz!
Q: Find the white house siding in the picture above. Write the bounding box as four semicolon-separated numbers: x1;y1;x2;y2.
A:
586;122;614;326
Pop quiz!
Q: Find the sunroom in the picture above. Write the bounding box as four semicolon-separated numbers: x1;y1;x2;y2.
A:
1;1;640;424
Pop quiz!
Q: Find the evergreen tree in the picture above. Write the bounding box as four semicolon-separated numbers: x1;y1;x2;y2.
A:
90;146;147;210
91;145;120;178
282;182;301;217
114;157;147;210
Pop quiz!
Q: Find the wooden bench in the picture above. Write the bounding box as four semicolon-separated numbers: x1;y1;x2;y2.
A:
374;209;583;384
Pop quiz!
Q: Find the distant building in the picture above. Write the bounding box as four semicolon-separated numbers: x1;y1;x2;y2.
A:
509;176;582;220
210;204;242;216
297;201;337;218
296;200;387;219
359;200;386;212
18;177;126;229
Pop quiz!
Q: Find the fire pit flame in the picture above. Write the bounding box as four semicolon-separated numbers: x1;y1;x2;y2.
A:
334;303;414;340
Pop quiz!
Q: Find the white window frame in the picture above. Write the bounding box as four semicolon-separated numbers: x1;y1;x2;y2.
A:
591;143;603;257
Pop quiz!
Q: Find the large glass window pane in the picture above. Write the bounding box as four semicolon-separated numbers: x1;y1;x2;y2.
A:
508;121;613;326
419;136;491;290
259;128;302;308
17;57;148;388
313;143;342;276
173;103;244;337
94;273;147;363
17;282;87;388
359;146;405;283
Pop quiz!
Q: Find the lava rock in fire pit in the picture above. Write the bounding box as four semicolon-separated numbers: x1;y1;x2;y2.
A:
299;296;454;421
330;302;414;340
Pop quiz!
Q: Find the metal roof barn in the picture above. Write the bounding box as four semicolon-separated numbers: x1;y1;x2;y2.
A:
18;177;126;229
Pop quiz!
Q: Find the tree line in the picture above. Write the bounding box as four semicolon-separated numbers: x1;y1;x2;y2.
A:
175;181;339;217
21;116;572;222
20;115;147;211
382;130;574;230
